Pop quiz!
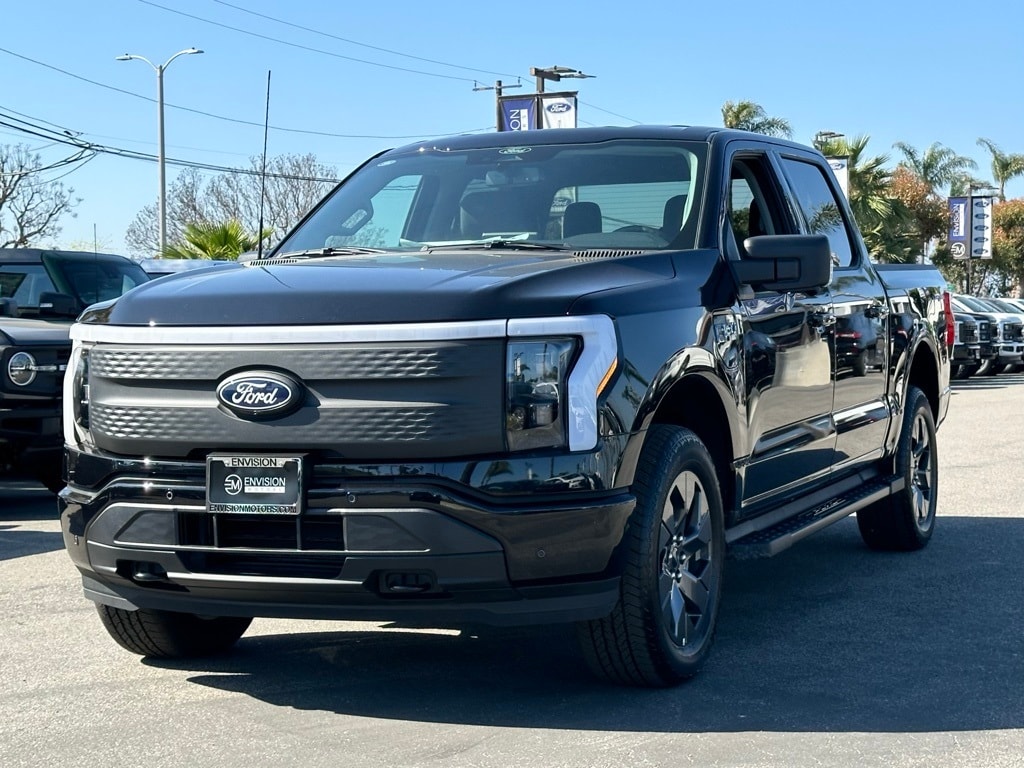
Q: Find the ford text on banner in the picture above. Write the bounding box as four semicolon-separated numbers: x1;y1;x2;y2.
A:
499;96;536;131
947;197;968;259
540;94;578;129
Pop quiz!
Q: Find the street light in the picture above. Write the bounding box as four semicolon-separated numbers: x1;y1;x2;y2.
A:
116;47;203;255
813;130;844;150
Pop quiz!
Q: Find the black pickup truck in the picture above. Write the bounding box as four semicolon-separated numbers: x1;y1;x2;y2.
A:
59;127;951;687
1;249;149;491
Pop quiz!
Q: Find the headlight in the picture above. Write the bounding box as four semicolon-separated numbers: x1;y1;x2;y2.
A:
7;351;37;386
63;343;91;447
506;339;577;451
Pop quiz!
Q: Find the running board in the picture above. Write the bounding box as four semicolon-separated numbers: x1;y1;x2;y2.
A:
727;475;902;560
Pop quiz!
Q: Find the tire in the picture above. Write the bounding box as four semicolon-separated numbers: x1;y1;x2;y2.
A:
856;386;937;551
981;360;1001;376
96;604;252;658
951;364;976;380
35;465;65;495
576;425;725;687
852;352;867;377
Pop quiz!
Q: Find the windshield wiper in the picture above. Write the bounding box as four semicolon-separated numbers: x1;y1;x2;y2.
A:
428;239;570;252
263;247;391;260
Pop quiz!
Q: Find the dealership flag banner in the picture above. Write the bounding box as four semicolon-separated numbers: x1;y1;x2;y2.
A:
540;94;578;129
827;157;850;199
948;197;968;259
499;96;536;131
972;197;994;259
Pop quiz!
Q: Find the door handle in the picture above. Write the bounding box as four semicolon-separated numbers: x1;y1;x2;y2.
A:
865;304;890;320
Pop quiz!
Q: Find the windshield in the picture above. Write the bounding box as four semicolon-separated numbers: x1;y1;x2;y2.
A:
47;256;149;307
276;138;707;255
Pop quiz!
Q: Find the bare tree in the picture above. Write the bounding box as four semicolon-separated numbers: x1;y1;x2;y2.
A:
125;155;338;258
0;144;80;248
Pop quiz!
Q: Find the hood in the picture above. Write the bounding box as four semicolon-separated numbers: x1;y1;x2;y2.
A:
0;316;73;345
81;250;682;326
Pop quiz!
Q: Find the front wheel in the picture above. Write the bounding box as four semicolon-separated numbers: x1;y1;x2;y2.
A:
856;386;937;551
577;425;725;687
96;605;252;658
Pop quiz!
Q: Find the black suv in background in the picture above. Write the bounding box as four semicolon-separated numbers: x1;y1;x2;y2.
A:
1;249;149;491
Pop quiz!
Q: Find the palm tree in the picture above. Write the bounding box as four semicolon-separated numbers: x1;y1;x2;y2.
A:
976;138;1024;201
892;141;976;195
160;220;269;260
817;134;913;261
721;100;792;138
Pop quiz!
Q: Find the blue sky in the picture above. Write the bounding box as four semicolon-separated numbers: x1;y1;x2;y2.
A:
2;0;1022;255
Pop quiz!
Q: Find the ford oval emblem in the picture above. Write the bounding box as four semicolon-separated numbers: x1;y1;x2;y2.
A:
216;370;304;420
546;102;572;114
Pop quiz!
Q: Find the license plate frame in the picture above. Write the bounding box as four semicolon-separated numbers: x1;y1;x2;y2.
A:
206;454;304;515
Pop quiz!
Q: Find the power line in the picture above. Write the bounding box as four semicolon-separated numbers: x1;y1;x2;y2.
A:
578;101;642;124
0;111;342;182
137;0;479;83
209;0;522;80
0;46;489;140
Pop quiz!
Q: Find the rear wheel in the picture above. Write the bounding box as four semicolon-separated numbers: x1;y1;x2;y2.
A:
857;386;937;551
576;425;725;687
96;605;252;658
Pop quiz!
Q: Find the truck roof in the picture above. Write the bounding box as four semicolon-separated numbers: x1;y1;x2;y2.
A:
0;248;135;265
391;125;820;156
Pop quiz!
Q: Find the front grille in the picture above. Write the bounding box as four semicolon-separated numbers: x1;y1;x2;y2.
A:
87;340;505;459
178;551;346;579
178;512;344;550
960;324;978;344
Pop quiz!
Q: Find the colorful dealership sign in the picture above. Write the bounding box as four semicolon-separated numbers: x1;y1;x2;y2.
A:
948;197;968;259
499;92;578;131
949;195;994;259
499;97;536;132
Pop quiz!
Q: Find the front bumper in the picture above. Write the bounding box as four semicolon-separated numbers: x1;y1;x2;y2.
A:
60;449;634;626
0;403;61;460
996;342;1024;363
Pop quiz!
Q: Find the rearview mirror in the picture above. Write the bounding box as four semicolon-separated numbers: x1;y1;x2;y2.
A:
732;234;831;293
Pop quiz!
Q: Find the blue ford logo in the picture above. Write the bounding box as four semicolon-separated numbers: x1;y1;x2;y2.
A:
216;371;303;420
546;102;572;114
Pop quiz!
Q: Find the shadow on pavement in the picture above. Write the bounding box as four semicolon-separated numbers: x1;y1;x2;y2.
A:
0;479;58;522
0;525;64;561
142;515;1024;734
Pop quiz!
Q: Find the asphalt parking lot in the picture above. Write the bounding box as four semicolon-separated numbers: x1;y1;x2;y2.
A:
2;375;1023;768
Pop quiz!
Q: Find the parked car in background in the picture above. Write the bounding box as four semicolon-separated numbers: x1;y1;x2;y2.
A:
951;312;983;379
952;295;1024;375
1;249;149;491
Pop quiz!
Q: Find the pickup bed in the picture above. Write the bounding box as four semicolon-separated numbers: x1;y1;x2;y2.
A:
59;126;951;686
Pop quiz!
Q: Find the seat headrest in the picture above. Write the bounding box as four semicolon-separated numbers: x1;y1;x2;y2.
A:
563;201;603;238
460;190;539;238
662;195;687;239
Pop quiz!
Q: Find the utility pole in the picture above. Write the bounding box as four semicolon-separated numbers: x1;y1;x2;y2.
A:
473;79;522;131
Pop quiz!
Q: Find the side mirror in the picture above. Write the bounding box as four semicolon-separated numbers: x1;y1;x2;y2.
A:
0;297;18;317
37;291;79;318
732;234;832;293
